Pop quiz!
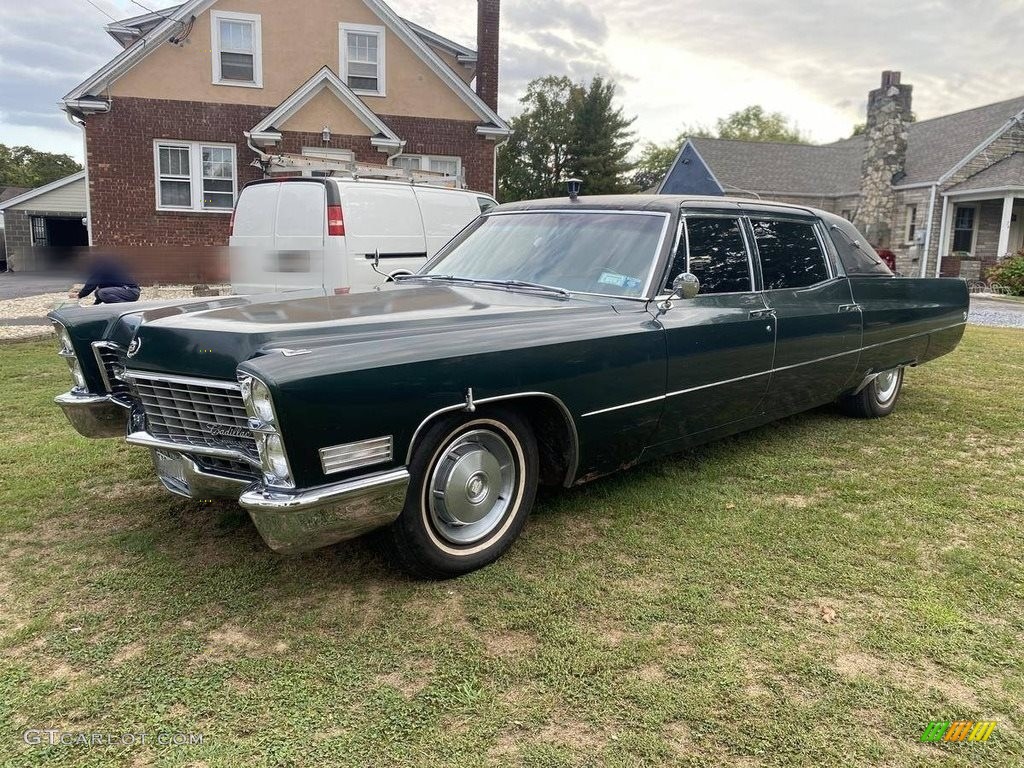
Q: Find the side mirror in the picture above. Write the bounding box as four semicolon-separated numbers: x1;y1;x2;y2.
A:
657;272;700;314
672;272;700;300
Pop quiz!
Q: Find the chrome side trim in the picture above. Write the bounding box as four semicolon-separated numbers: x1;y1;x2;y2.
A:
580;321;967;418
126;430;261;467
580;394;666;418
405;391;580;488
320;436;393;475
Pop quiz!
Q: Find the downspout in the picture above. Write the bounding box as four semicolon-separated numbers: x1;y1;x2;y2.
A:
921;183;937;277
492;135;509;198
65;109;93;246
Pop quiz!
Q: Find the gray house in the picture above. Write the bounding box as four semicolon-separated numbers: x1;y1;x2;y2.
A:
659;71;1024;279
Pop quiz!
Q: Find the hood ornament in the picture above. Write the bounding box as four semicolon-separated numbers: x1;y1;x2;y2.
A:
126;337;142;358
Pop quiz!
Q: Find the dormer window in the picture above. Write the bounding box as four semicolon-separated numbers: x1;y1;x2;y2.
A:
340;23;385;96
212;11;263;88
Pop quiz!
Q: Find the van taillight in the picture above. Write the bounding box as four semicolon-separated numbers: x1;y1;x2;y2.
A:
327;204;345;236
228;207;236;236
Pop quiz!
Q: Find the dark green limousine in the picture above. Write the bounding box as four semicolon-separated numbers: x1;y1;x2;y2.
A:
50;193;968;577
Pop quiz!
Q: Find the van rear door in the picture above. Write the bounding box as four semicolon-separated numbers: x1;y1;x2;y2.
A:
414;187;480;256
341;183;426;289
230;181;327;294
271;182;327;292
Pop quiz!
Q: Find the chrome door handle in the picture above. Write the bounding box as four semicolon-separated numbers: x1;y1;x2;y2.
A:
749;308;776;319
838;303;860;313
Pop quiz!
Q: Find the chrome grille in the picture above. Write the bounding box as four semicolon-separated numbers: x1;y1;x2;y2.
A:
92;342;130;398
194;455;259;480
128;372;258;457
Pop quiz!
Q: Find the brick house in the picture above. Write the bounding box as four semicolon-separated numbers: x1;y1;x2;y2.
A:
659;71;1024;279
62;0;508;254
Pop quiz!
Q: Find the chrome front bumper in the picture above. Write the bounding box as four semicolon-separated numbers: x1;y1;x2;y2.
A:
150;450;253;500
240;468;410;554
55;391;129;438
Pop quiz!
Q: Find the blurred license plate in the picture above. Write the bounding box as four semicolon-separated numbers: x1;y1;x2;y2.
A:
154;450;188;489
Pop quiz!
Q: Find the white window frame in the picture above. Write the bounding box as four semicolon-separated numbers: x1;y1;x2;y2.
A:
951;203;979;255
904;204;918;244
391;154;462;178
153;140;237;214
339;23;386;97
211;10;263;88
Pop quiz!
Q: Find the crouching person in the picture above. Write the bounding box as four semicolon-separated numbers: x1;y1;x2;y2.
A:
69;254;141;305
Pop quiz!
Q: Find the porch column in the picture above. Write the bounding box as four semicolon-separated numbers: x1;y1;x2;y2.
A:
935;196;952;277
996;194;1015;259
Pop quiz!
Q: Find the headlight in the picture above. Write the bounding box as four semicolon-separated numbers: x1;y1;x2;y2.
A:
54;324;74;355
240;373;293;488
241;376;275;425
52;321;85;391
66;357;86;390
262;433;292;480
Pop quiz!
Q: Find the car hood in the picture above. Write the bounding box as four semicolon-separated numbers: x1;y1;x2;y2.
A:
122;283;624;380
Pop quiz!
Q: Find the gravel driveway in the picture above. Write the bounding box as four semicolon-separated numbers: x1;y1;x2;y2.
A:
968;295;1024;329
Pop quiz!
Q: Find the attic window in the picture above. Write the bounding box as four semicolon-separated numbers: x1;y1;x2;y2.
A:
212;11;263;88
340;24;385;96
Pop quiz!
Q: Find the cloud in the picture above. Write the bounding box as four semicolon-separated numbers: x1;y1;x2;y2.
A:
3;0;1024;160
0;0;139;159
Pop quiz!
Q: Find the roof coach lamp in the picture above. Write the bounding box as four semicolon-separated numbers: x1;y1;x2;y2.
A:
321;125;331;144
566;178;583;201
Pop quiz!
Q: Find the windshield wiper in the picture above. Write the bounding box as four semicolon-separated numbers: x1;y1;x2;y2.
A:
397;274;570;298
469;278;571;298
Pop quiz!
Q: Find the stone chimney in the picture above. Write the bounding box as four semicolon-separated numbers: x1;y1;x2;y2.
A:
855;71;913;247
476;0;500;112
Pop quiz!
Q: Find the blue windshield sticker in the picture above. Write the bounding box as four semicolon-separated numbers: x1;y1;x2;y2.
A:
598;271;642;291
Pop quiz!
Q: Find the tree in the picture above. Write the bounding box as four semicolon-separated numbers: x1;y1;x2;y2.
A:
498;77;575;202
498;76;636;202
0;144;82;189
566;77;636;195
714;105;808;143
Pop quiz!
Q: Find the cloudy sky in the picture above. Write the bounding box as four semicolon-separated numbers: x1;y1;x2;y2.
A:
2;0;1024;161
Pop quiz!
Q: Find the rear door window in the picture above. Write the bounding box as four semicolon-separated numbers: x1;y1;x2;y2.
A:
751;218;830;290
231;184;278;237
275;183;326;238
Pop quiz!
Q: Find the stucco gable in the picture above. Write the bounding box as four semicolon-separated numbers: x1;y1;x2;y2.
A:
65;0;507;130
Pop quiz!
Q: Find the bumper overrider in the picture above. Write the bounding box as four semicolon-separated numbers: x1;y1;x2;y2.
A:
54;390;130;438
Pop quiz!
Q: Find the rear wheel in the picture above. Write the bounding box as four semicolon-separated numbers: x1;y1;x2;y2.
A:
385;408;538;578
838;367;904;418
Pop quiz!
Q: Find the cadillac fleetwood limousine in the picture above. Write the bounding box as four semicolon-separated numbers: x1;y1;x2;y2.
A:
49;192;969;577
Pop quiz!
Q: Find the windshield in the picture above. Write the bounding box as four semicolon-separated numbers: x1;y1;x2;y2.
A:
422;211;668;298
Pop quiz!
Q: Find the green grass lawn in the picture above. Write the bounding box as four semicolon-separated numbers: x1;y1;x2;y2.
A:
1;328;1022;767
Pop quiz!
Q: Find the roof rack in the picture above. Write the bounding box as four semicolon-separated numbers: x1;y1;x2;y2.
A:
249;150;465;189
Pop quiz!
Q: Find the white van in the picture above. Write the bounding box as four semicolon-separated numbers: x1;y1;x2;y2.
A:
228;178;496;294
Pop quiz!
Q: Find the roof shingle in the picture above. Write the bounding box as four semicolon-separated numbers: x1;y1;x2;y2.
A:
681;94;1024;197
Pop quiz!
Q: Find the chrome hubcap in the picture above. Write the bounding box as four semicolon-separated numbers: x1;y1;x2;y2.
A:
875;369;900;402
429;429;516;544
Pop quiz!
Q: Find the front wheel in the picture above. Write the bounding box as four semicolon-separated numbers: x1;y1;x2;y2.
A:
385;408;538;578
838;367;904;418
